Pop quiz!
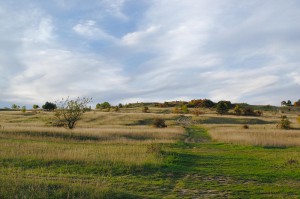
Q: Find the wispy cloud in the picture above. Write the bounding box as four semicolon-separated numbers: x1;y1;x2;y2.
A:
0;0;300;106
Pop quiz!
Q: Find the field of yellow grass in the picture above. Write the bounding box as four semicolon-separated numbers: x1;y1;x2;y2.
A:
1;107;300;198
0;110;185;170
203;110;300;147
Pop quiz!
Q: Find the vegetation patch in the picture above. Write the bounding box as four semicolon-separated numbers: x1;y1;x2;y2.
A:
0;107;300;198
199;117;272;124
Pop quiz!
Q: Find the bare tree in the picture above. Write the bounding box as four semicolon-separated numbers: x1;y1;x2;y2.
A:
54;97;92;129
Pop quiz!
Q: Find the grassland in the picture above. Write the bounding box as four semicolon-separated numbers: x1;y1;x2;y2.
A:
0;107;300;198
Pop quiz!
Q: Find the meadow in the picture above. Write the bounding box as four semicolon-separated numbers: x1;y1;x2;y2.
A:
0;107;300;198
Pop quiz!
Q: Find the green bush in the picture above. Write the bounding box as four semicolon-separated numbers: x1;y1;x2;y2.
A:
277;115;291;129
42;102;57;111
216;101;229;115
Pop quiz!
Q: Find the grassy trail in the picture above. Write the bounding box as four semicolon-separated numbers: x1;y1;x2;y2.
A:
1;126;300;198
160;126;300;198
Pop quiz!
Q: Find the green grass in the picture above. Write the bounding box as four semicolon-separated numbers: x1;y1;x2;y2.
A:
1;111;300;198
1;126;300;198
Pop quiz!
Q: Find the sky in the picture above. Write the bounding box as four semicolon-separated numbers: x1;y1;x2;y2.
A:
0;0;300;107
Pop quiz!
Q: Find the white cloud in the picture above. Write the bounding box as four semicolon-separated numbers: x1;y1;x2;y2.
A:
73;20;117;42
0;4;128;105
1;0;300;106
291;72;300;85
122;26;159;45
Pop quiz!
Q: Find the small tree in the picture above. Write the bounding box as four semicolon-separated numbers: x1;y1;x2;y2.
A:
33;104;39;109
96;102;111;111
277;115;291;129
281;101;287;106
114;106;120;112
54;97;92;129
234;105;242;115
294;100;300;107
216;101;229;115
200;99;215;108
42;102;57;111
21;106;26;113
181;105;189;114
11;104;19;110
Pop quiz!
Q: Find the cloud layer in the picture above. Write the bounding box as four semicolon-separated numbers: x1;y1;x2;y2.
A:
0;0;300;106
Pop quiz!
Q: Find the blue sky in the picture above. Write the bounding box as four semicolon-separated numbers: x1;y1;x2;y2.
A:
0;0;300;107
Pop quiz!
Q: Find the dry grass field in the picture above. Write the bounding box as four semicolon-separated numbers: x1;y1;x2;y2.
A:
0;107;300;198
202;110;300;147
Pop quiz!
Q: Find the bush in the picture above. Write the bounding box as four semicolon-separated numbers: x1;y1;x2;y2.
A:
235;107;262;116
96;102;111;110
216;101;229;115
153;118;167;128
181;105;189;114
277;115;291;129
42;102;57;111
142;106;149;113
32;104;39;109
114;106;120;112
11;104;20;110
21;106;26;113
242;124;249;129
234;105;242;115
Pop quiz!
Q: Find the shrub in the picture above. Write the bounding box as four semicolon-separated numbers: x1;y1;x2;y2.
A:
242;124;249;129
11;104;20;110
96;102;111;110
142;106;149;113
277;115;291;129
181;105;189;114
32;104;39;109
21;106;26;113
216;101;229;115
42;102;57;111
234;105;242;115
153;118;167;128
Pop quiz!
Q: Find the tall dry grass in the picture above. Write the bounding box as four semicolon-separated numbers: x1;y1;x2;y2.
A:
0;125;184;143
0;139;161;166
209;125;300;147
0;110;185;168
